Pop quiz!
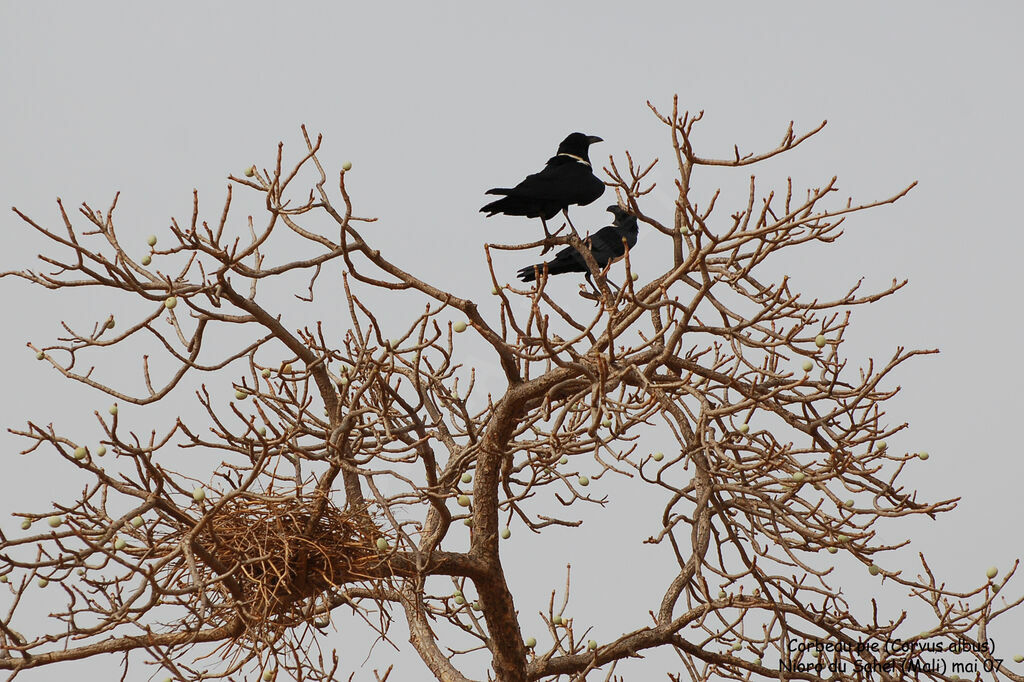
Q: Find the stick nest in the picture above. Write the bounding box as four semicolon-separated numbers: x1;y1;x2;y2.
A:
192;497;396;633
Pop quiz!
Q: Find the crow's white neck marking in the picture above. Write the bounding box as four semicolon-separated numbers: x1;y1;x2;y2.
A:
557;152;590;167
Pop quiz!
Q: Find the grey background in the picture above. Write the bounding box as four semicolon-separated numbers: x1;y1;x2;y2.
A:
2;2;1022;679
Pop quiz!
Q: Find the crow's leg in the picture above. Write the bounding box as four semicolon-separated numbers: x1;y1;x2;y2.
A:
540;217;554;254
561;208;579;234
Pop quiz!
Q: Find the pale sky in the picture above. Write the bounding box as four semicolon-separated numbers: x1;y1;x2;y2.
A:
2;3;1023;680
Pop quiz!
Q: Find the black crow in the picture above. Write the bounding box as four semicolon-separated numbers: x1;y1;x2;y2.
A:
517;205;639;294
481;132;605;241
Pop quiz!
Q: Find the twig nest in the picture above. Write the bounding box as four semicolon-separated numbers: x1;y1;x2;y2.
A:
193;487;206;502
453;321;467;333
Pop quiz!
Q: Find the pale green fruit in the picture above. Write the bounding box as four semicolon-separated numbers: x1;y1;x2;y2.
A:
20;519;31;530
35;351;44;360
0;574;7;583
73;446;87;460
753;657;762;666
76;568;85;575
810;650;819;658
131;516;144;529
986;566;998;579
472;601;481;611
827;546;838;554
106;317;116;329
461;472;472;484
47;515;62;528
164;296;177;309
732;643;742;652
96;445;107;457
257;426;267;437
454;321;468;333
718;590;727;599
282;363;293;373
525;636;537;648
261;368;271;378
802;360;813;372
455;594;466;604
814;334;827;348
109;404;118;415
918;451;929;460
553;616;563;625
463;518;473;527
342;161;353;171
652;451;664;461
601;419;611;428
146;235;157;247
559;456;568;465
141;255;152;266
844;499;854;508
457;495;471;507
491;285;500;295
376;538;389;551
578;476;590;487
588;640;598;651
244;165;255;177
501;527;511;540
837;534;850;543
631;272;639;281
738;423;749;434
1014;655;1023;663
791;471;805;482
37;578;49;587
263;670;275;681
234;389;248;400
114;537;127;550
192;487;206;502
868;564;881;576
876;440;886;451
338;377;349;386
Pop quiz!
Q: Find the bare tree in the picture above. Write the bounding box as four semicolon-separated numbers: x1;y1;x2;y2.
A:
2;97;1021;682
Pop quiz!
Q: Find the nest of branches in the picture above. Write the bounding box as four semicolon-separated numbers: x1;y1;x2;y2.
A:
193;497;395;633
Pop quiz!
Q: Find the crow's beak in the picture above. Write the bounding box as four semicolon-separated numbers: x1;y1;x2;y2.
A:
606;205;621;213
587;135;603;145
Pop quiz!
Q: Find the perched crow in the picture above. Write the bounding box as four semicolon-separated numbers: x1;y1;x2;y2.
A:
481;132;605;240
517;205;639;294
